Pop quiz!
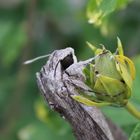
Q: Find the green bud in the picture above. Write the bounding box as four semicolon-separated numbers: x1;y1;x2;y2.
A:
73;39;135;107
72;39;140;120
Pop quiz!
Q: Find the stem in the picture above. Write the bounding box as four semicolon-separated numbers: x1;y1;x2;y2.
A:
125;101;140;120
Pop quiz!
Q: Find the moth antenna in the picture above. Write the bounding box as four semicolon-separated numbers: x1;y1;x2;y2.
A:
23;54;50;65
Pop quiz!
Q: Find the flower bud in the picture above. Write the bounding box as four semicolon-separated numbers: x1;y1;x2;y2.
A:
82;39;135;107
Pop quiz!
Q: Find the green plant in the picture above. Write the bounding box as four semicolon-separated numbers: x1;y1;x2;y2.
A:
72;38;140;120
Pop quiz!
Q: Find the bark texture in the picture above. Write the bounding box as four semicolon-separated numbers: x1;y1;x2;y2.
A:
36;47;128;140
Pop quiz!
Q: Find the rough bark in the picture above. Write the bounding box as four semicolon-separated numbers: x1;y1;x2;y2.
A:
36;47;128;140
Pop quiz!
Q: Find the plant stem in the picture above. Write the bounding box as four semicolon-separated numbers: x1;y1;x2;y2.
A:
125;101;140;120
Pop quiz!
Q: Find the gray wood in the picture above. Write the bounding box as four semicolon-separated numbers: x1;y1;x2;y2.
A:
36;47;128;140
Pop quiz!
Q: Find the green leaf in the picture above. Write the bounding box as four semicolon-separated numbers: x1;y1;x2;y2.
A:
87;0;130;26
129;123;140;140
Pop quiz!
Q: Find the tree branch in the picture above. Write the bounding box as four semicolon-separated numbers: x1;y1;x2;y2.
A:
36;47;128;140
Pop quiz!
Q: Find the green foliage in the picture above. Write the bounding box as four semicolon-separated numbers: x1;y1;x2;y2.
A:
87;0;131;26
0;0;140;140
129;123;140;140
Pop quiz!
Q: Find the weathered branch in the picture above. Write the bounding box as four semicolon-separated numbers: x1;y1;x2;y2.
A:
36;48;128;140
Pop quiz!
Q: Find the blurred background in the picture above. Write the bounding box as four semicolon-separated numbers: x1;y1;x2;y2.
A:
0;0;140;140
